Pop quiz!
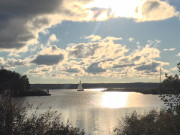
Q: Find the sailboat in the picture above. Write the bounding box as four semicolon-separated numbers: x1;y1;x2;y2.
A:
77;80;84;91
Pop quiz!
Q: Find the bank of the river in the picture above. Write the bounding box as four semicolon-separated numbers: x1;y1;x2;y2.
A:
16;89;51;97
105;88;160;94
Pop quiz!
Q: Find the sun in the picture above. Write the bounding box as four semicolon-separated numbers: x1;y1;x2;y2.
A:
86;0;141;18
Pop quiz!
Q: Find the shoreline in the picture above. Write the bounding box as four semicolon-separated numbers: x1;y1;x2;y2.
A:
104;88;160;94
14;89;51;97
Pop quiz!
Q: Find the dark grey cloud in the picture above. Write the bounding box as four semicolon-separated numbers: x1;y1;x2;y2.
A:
86;63;106;74
0;0;63;49
32;54;64;65
0;0;62;16
135;62;160;72
132;56;141;62
52;45;58;51
69;44;98;58
143;1;160;13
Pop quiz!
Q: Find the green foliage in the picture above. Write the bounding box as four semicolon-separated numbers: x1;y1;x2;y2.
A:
0;68;30;96
0;97;85;135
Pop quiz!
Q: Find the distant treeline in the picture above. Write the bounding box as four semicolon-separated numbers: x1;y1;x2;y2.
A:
30;83;159;90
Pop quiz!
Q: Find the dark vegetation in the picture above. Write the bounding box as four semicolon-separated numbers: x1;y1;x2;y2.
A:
160;63;180;94
0;97;85;135
113;109;180;135
0;68;50;96
0;68;30;96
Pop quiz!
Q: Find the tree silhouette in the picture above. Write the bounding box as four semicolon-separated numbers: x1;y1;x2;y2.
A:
0;68;30;96
160;62;180;112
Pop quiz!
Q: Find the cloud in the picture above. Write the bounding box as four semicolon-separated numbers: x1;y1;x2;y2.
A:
132;45;160;63
85;35;102;42
65;36;166;79
27;66;53;77
163;48;175;51
26;35;168;80
0;57;30;68
68;43;98;59
128;37;134;42
0;57;5;67
47;34;59;45
67;36;127;68
97;39;164;78
136;0;178;22
171;67;178;71
0;0;62;49
39;45;66;55
86;0;179;22
113;63;135;68
86;63;106;74
31;54;64;65
6;58;27;67
0;0;95;50
135;62;160;72
177;53;180;56
64;68;80;73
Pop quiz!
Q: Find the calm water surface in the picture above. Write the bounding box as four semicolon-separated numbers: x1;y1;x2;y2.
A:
15;89;164;135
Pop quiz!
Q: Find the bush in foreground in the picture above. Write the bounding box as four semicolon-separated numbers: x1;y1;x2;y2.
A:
113;109;180;135
0;97;85;135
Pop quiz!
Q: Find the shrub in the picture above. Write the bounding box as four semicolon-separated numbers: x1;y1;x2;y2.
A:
0;97;85;135
113;109;180;135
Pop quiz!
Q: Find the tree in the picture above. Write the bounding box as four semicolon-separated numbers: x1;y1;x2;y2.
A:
160;74;180;94
0;68;30;96
160;62;180;112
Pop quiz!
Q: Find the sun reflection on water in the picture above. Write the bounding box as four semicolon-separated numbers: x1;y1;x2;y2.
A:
86;88;107;92
101;92;129;108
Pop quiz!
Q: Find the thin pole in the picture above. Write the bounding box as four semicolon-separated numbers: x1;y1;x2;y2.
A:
160;64;161;84
160;64;162;90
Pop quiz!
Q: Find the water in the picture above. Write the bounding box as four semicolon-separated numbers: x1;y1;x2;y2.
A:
14;89;164;135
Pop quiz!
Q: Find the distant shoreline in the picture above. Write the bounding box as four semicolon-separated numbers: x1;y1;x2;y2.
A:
30;83;160;95
31;83;159;90
105;88;159;94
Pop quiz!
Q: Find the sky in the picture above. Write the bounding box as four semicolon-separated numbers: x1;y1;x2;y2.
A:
0;0;180;84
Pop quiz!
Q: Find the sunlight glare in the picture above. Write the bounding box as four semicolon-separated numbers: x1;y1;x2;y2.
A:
101;92;129;108
87;88;106;91
87;0;141;18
